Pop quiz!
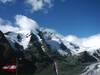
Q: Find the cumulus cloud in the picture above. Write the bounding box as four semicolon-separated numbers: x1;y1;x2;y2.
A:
25;0;68;12
0;0;14;3
0;18;18;33
81;34;100;49
0;25;18;33
64;35;79;42
26;0;53;12
15;15;39;31
65;34;100;49
0;15;39;33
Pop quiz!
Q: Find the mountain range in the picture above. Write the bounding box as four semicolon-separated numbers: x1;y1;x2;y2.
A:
0;23;100;75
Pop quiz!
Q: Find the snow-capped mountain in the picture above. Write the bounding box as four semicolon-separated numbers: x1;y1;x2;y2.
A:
0;23;100;75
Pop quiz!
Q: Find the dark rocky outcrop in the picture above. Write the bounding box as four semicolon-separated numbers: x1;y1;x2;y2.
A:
0;31;16;65
78;51;97;63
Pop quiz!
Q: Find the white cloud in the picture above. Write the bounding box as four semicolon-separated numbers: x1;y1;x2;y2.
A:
25;0;68;12
81;34;100;49
0;18;18;33
65;34;100;49
0;25;18;33
64;35;79;42
0;15;39;33
26;0;53;12
0;0;14;3
15;15;39;31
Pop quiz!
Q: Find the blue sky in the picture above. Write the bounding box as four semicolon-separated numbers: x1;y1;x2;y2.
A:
0;0;100;37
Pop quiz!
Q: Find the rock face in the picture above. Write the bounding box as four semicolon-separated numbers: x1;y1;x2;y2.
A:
0;31;16;65
17;32;53;74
